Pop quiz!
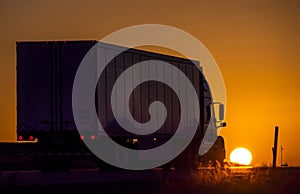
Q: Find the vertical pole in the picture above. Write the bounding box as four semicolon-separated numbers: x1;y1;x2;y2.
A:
272;126;279;168
280;146;283;166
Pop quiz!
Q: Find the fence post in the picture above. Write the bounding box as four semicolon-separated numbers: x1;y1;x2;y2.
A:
272;126;279;168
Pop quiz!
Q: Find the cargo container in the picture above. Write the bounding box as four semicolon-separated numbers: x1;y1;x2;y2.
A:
16;41;225;170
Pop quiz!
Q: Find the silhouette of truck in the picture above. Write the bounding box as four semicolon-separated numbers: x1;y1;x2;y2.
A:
16;41;226;170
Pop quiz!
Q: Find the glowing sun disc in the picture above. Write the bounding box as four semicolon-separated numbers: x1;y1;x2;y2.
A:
230;147;252;165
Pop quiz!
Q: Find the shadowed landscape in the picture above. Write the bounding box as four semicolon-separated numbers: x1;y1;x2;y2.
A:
1;166;300;194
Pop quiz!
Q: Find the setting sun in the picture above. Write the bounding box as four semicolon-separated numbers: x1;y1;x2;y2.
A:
230;147;252;165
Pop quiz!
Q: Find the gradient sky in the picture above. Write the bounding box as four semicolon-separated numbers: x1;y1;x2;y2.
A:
1;0;299;166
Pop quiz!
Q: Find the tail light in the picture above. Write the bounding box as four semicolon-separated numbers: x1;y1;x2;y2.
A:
29;136;34;141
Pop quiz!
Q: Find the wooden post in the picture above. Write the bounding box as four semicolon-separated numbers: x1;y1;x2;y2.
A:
280;146;283;166
272;126;279;168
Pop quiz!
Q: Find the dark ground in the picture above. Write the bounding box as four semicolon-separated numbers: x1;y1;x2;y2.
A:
1;143;299;194
1;167;300;194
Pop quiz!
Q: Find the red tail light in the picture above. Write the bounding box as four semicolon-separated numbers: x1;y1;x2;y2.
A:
29;136;34;141
90;135;95;140
18;136;23;141
80;135;84;140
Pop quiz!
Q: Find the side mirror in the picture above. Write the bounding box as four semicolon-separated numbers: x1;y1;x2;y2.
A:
219;104;224;121
211;102;225;123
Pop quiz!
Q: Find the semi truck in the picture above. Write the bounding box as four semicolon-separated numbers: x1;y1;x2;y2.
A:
16;40;225;170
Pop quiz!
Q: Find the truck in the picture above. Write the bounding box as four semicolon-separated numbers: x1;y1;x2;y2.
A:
16;40;226;170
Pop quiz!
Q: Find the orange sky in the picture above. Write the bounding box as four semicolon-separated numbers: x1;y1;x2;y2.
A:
1;0;299;166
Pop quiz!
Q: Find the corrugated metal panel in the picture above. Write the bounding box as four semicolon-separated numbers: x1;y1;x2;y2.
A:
156;60;165;133
115;51;125;121
148;57;158;132
105;48;117;134
97;46;107;130
61;42;95;131
124;52;134;127
17;41;209;140
17;41;96;138
178;62;188;130
17;43;52;133
186;64;194;126
163;60;173;134
132;54;141;126
140;56;150;126
193;64;201;132
171;61;180;133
